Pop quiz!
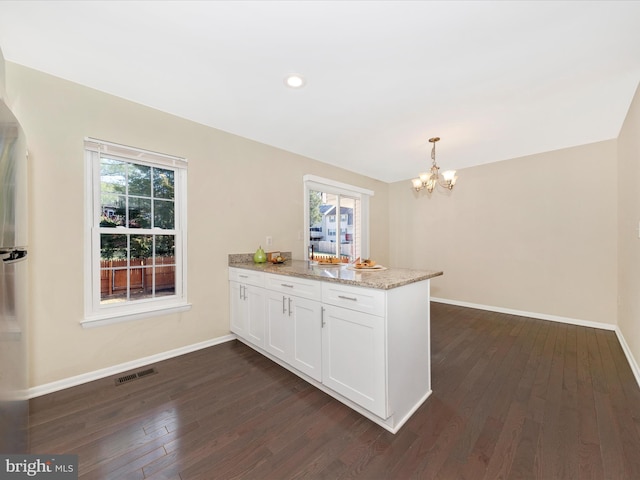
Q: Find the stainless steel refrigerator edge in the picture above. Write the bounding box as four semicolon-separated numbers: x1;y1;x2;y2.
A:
0;98;28;453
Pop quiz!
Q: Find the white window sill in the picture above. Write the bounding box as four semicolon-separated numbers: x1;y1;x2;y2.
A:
81;302;192;328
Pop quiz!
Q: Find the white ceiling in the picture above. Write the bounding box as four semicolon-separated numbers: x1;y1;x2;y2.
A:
1;1;639;183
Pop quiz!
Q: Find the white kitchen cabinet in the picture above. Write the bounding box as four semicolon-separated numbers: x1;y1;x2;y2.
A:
321;280;386;316
228;263;437;434
264;274;322;381
320;281;387;417
321;304;386;418
229;268;266;348
320;280;432;430
290;297;322;381
264;291;289;361
229;281;246;334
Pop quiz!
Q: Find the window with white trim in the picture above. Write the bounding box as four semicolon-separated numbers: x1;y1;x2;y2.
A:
304;174;373;262
83;138;189;326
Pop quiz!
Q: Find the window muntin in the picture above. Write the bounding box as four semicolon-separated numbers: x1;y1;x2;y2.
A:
84;138;188;324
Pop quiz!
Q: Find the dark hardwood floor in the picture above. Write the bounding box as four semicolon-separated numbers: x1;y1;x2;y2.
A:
29;303;640;479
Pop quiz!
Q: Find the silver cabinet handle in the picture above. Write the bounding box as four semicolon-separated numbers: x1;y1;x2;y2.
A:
321;307;325;328
282;296;286;314
288;297;292;316
281;283;294;288
338;295;358;301
239;274;249;278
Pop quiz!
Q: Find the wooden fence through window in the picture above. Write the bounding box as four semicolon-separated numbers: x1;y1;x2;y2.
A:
100;257;175;297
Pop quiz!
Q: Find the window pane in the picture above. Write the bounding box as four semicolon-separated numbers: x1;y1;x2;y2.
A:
338;195;358;261
100;158;127;227
100;193;126;226
153;168;174;199
101;158;126;194
155;263;175;297
307;188;361;263
100;233;128;304
155;235;175;296
154;199;174;229
309;190;338;257
100;234;127;260
309;190;324;241
128;163;151;197
128;197;152;229
100;267;128;304
130;267;153;300
130;234;153;260
155;235;175;257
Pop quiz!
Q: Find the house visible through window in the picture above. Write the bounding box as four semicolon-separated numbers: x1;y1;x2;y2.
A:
304;174;373;262
83;138;189;326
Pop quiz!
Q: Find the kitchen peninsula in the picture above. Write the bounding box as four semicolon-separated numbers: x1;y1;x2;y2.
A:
228;253;443;433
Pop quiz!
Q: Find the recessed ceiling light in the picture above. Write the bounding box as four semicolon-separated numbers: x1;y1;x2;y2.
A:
284;74;306;89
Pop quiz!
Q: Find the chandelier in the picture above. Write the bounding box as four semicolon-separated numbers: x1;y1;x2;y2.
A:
411;137;458;193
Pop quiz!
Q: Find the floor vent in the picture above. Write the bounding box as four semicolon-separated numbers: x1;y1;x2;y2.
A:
115;367;158;386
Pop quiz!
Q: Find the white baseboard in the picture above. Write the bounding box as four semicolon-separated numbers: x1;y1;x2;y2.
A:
28;334;236;399
614;327;640;389
432;297;640;390
431;297;617;330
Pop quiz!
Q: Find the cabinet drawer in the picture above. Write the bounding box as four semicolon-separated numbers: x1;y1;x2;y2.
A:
229;267;265;287
322;282;385;316
265;273;322;301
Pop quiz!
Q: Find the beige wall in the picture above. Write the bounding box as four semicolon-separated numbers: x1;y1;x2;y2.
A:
618;83;640;371
5;63;389;388
389;141;618;325
0;48;5;100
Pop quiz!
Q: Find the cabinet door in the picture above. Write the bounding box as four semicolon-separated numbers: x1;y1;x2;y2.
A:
265;291;289;362
290;296;322;381
265;291;322;381
229;281;247;336
245;285;266;347
322;305;387;418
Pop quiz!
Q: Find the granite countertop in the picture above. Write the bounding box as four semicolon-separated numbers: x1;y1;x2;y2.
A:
228;254;443;290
